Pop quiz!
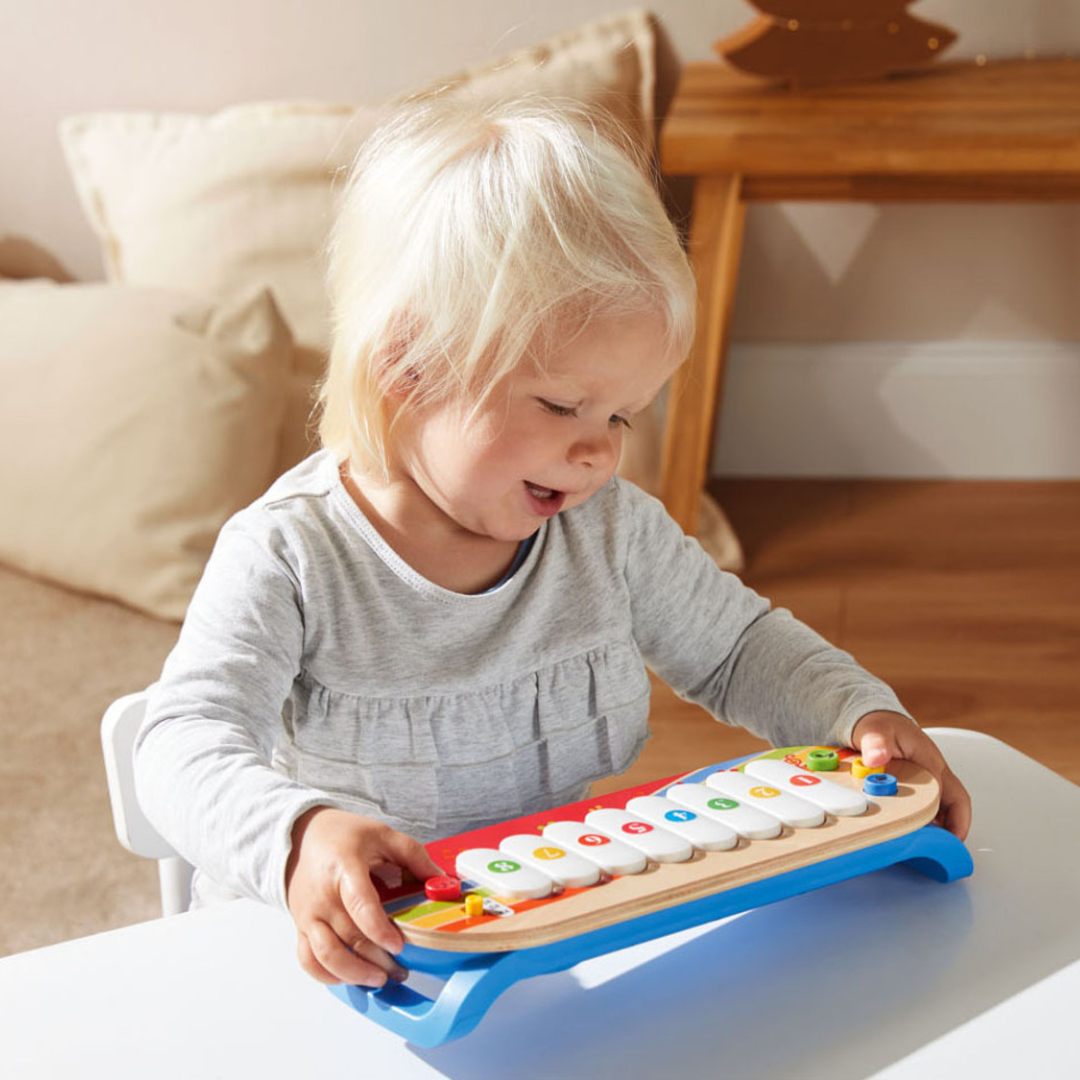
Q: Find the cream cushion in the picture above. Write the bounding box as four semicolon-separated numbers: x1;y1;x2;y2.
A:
0;281;292;620
59;9;657;472
62;101;371;472
420;10;656;153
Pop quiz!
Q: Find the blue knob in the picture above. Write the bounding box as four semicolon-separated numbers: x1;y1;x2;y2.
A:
863;772;898;797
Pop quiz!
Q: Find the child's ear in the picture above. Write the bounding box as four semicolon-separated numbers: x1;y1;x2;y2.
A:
382;362;421;405
378;313;424;401
377;337;420;402
390;366;421;401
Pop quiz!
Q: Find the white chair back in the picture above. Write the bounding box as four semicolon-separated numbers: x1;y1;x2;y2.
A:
100;689;193;915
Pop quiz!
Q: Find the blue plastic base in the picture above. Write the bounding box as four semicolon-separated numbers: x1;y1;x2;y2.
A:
328;821;973;1047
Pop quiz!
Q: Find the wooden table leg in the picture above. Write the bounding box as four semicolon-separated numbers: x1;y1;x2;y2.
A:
660;173;746;534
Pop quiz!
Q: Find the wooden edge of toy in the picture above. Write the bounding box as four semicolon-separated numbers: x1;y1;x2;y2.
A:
398;759;939;953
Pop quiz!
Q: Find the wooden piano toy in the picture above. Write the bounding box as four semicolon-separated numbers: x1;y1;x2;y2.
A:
328;745;973;1046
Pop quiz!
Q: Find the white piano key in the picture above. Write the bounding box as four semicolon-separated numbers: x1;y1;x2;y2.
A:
742;758;869;816
703;769;825;829
584;808;694;863
542;820;648;875
626;794;739;850
665;782;784;839
455;847;555;899
498;834;601;888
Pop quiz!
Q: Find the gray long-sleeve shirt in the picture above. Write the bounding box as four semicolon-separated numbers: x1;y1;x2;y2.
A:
135;450;910;911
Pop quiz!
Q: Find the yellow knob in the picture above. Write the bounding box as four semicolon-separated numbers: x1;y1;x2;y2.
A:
850;757;875;780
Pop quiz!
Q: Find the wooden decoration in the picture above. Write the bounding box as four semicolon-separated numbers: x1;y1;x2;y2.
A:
714;1;959;88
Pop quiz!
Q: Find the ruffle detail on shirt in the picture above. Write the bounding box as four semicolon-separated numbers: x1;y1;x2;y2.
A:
283;639;652;837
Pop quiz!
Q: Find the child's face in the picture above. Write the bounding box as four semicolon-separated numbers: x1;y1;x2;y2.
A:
397;313;678;543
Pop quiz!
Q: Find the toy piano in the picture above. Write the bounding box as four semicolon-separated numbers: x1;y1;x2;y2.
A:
328;745;973;1046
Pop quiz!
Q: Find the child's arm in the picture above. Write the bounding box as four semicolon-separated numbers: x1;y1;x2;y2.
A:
135;517;322;908
135;511;442;982
620;483;971;837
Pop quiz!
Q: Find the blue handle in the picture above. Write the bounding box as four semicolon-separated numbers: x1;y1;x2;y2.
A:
327;951;524;1047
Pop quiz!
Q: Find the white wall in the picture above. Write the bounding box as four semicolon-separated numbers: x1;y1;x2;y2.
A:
3;0;1079;477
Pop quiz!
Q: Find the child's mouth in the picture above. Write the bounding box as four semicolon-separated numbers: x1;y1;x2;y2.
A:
524;481;566;517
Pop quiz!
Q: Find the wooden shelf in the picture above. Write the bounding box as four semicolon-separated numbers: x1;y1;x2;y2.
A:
658;59;1080;534
662;59;1080;182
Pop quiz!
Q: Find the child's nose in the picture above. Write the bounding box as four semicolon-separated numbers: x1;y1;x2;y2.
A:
567;427;621;472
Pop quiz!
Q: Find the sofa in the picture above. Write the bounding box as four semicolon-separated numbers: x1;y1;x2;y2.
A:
0;9;743;956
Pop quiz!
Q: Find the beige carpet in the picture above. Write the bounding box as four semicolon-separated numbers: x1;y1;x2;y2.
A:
0;562;180;957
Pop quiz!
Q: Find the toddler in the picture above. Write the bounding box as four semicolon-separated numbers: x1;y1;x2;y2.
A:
136;96;970;991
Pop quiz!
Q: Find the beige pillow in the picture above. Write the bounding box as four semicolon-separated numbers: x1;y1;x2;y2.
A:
59;9;657;472
417;10;656;154
61;101;373;474
0;281;291;620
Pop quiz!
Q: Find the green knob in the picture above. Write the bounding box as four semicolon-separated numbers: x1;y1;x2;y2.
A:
807;749;839;771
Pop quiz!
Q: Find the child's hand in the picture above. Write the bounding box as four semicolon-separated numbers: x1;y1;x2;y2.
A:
850;710;972;841
284;806;444;987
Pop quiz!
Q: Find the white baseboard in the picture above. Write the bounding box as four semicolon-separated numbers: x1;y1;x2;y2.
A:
711;341;1080;479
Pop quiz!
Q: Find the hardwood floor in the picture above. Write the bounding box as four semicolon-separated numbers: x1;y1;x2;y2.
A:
594;479;1080;797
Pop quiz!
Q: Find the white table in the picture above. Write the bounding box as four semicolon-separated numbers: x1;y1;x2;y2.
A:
3;729;1079;1079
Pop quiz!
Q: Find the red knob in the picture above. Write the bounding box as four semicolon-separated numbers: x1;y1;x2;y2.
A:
424;875;463;902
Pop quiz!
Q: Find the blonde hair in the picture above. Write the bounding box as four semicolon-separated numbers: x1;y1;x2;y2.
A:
319;95;696;476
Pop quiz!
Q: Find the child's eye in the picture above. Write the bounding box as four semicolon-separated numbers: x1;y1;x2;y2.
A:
538;399;578;418
537;398;631;429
